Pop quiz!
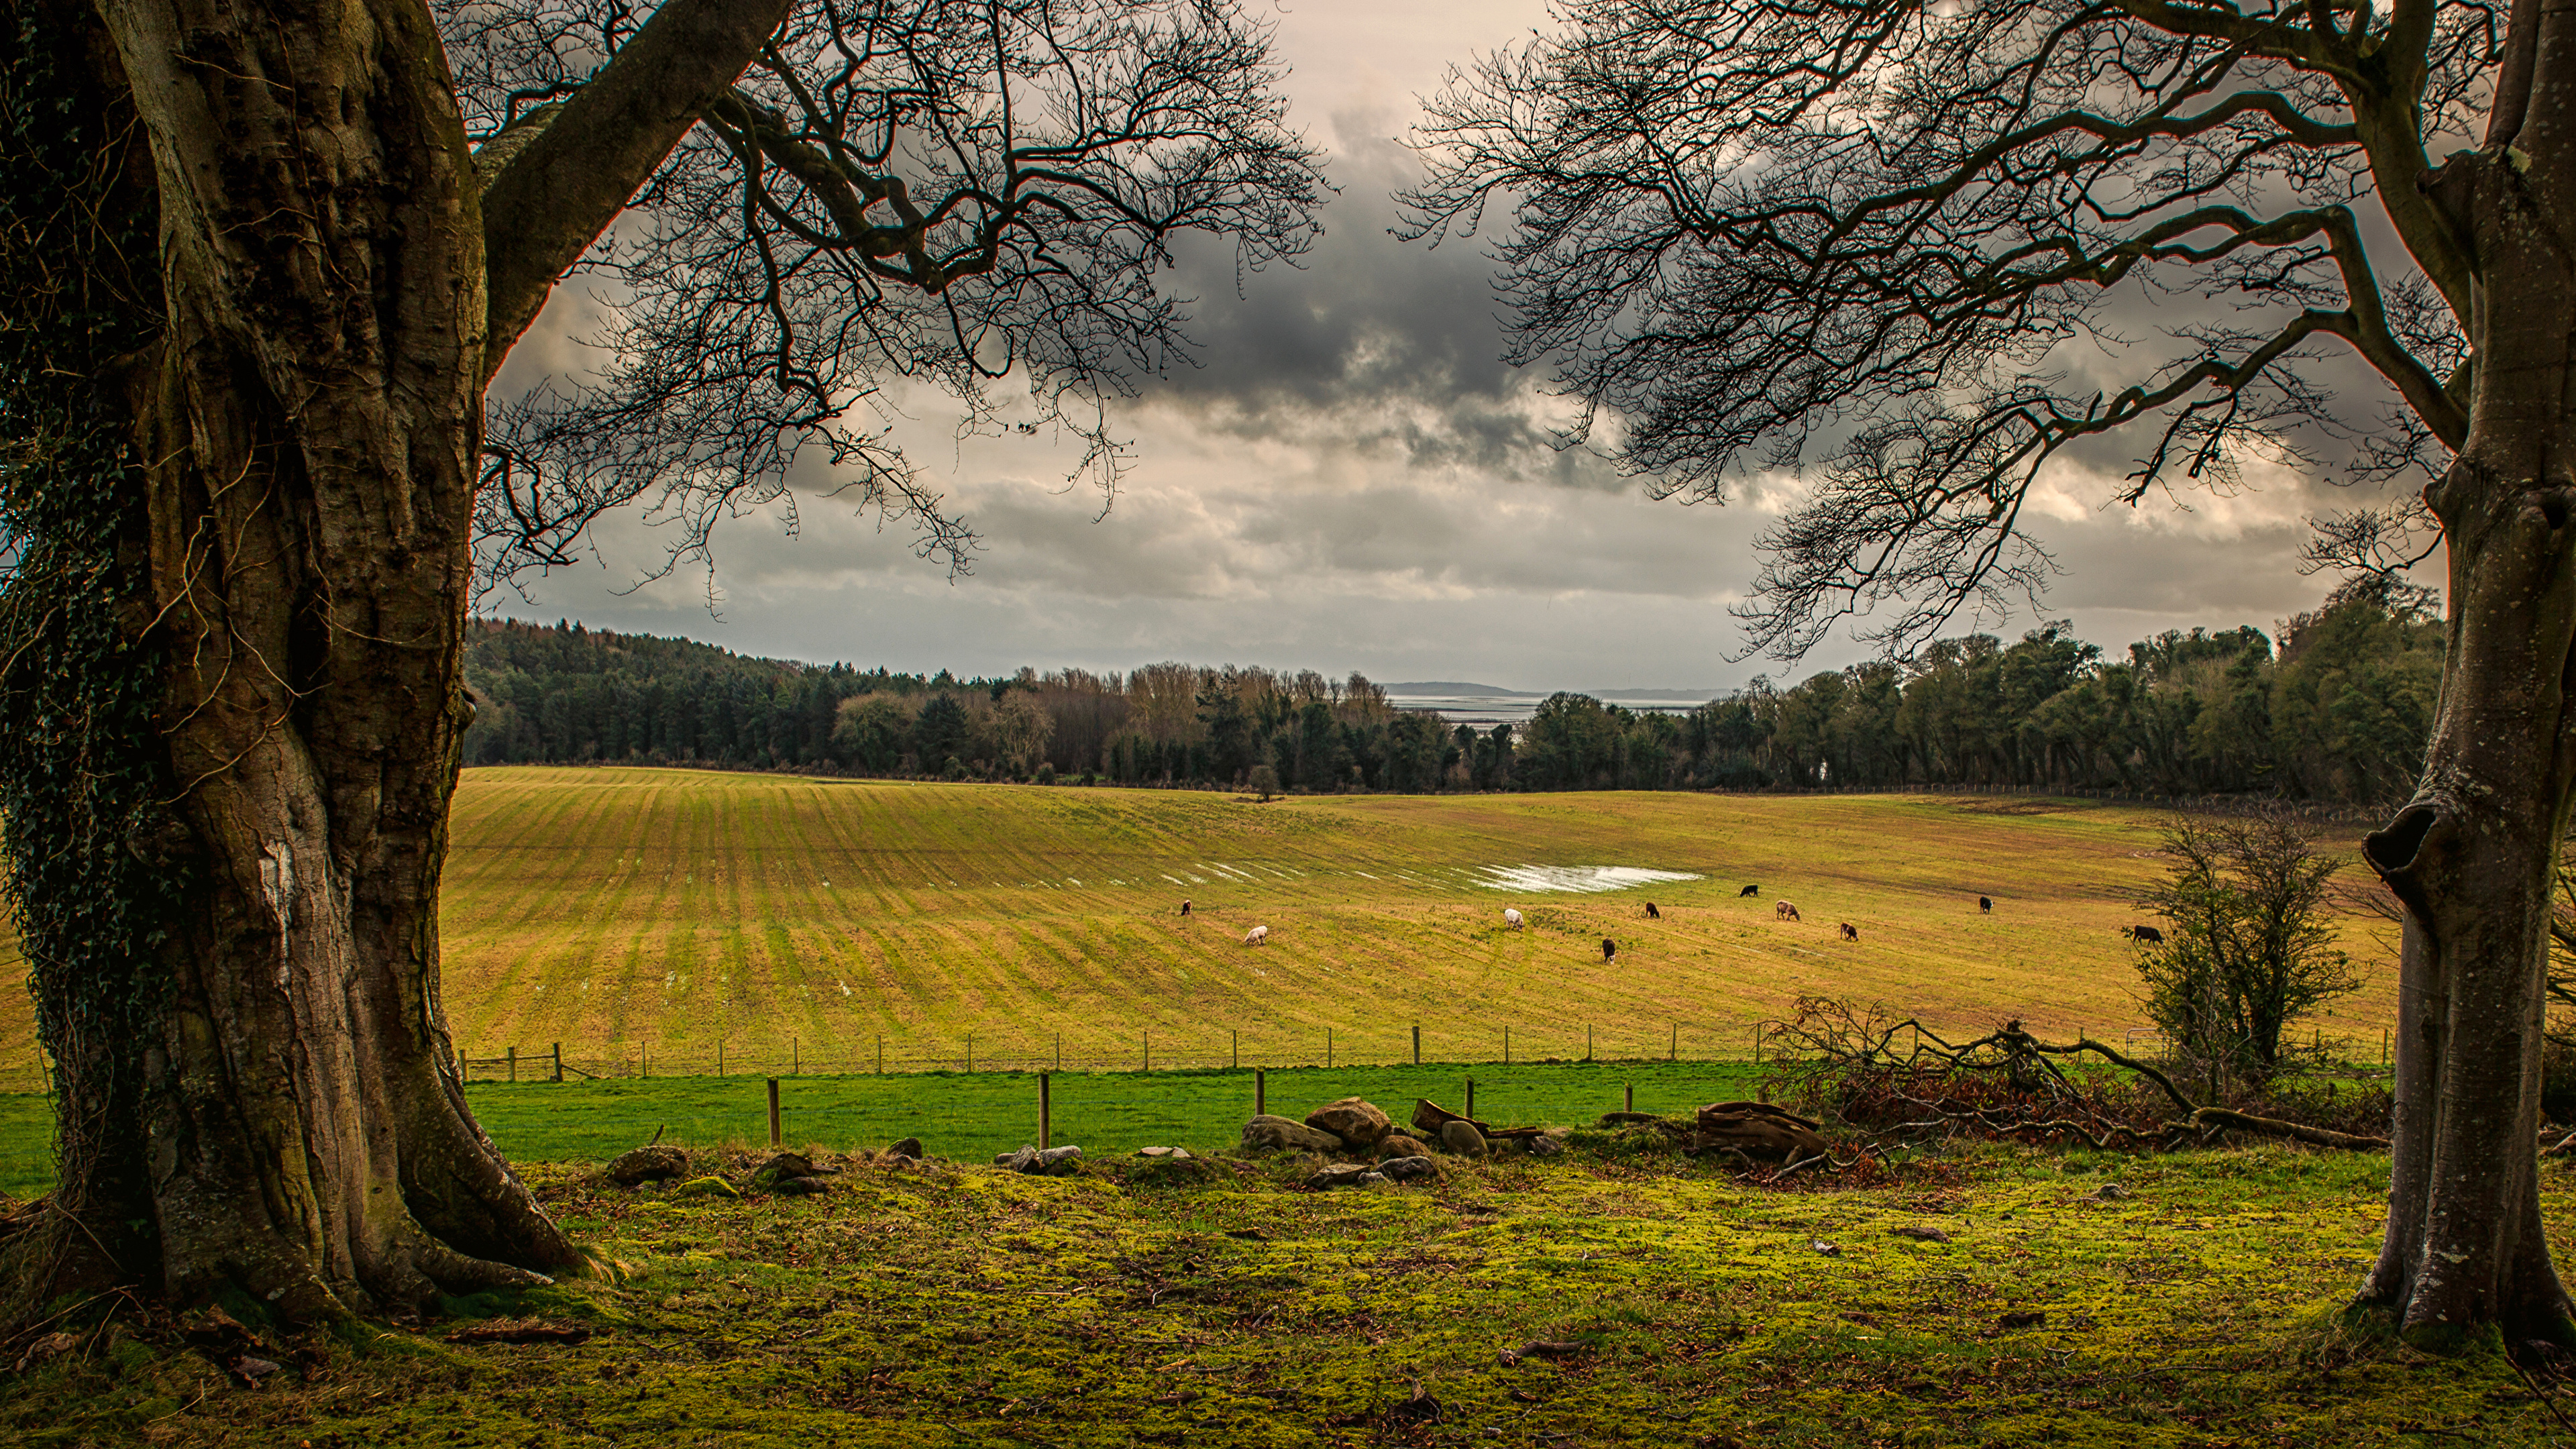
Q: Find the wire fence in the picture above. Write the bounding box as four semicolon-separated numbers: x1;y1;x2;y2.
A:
0;1021;2401;1096
447;1021;2399;1085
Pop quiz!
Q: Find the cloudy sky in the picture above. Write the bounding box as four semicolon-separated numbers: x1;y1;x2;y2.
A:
488;0;2422;695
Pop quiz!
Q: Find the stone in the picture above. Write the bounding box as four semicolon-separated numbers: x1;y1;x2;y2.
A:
1439;1120;1488;1157
1379;1154;1438;1183
1693;1100;1834;1161
667;1175;740;1200
1242;1114;1344;1152
1138;1145;1192;1159
606;1144;689;1185
1037;1145;1084;1176
1128;1152;1219;1185
1308;1161;1379;1189
1376;1135;1429;1161
1412;1097;1489;1137
1528;1134;1566;1158
751;1152;821;1191
1890;1224;1951;1243
996;1146;1040;1172
885;1137;924;1160
1305;1096;1392;1148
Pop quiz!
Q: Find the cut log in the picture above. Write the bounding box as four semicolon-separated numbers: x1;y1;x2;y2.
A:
1693;1100;1834;1160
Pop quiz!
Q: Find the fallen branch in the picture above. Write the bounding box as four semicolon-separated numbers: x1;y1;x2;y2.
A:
2190;1106;2387;1150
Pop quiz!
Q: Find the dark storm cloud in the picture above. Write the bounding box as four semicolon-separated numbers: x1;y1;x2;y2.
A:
1132;109;1630;490
490;0;2434;688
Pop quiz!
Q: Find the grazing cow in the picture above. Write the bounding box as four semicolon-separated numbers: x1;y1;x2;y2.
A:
1738;884;1760;898
1774;900;1802;922
1839;922;1858;942
1180;899;1193;917
1644;902;1661;919
1601;938;1617;963
1979;896;1993;913
2125;924;2165;945
1504;908;1525;930
1243;924;1269;946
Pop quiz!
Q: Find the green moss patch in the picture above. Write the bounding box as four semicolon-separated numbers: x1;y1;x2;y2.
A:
6;1142;2569;1446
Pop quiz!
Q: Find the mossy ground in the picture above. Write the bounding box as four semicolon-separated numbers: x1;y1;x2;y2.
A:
8;1136;2571;1447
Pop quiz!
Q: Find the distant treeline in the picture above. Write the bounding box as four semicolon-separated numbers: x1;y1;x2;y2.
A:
462;580;2439;806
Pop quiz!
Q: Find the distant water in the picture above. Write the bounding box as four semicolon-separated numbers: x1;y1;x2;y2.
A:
1470;865;1704;894
1382;688;1717;725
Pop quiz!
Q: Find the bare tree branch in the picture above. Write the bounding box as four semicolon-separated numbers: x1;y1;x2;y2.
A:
478;0;795;384
1403;0;2501;659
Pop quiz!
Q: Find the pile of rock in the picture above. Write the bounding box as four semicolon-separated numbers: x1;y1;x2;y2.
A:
1241;1095;1438;1165
994;1144;1085;1177
1238;1094;1570;1184
600;1143;843;1197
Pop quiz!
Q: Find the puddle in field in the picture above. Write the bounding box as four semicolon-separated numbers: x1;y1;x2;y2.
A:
1470;865;1703;894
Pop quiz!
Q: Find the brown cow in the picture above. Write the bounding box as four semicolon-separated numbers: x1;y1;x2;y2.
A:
1180;899;1193;917
2125;924;2165;945
1839;922;1858;942
1738;884;1760;898
1601;938;1617;963
1644;902;1661;919
1774;900;1801;922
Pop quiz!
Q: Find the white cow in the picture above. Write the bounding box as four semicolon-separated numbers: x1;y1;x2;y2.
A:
1244;924;1269;945
1503;908;1525;930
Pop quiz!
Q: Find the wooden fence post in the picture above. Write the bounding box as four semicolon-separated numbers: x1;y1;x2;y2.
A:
1586;1025;1593;1061
506;1045;516;1083
1465;1076;1475;1121
967;1033;974;1073
552;1042;562;1083
1412;1024;1421;1065
718;1040;724;1077
641;1042;649;1079
767;1078;781;1148
1670;1023;1678;1061
1255;1067;1266;1118
1504;1026;1511;1065
793;1036;800;1075
1143;1032;1150;1073
1625;1082;1633;1114
877;1035;884;1074
1040;1072;1052;1150
1326;1028;1332;1068
1232;1029;1239;1070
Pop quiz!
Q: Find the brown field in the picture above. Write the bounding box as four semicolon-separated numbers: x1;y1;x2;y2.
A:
0;770;2398;1089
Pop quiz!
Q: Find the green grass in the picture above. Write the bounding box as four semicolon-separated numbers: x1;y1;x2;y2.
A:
8;1136;2571;1447
466;1059;1767;1165
0;1061;1764;1199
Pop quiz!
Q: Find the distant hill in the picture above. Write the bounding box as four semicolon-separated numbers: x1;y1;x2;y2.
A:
1591;688;1724;701
1381;682;1519;696
1385;682;1725;701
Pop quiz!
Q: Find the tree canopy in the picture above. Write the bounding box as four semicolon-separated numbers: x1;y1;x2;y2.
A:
455;0;1326;590
1404;0;2488;653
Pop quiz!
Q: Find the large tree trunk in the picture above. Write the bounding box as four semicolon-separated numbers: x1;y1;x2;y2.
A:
2356;29;2576;1344
40;0;577;1318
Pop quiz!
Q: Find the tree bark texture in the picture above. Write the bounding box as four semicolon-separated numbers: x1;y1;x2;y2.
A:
2359;4;2576;1344
76;0;576;1317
